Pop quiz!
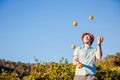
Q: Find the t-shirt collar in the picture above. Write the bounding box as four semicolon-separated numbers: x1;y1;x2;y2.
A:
82;45;92;49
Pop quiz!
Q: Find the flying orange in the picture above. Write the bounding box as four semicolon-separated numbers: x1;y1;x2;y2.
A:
71;44;76;50
73;21;78;27
89;16;94;20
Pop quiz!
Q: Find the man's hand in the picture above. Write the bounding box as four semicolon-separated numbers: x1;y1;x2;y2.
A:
97;36;103;45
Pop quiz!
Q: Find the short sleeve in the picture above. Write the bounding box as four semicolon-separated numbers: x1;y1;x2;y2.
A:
73;47;80;56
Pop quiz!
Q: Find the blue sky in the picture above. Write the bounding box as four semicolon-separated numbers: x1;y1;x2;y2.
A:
0;0;120;63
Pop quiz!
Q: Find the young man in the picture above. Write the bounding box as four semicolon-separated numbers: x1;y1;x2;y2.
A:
73;32;103;80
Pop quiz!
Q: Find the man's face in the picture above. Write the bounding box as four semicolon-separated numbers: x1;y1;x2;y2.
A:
83;34;91;44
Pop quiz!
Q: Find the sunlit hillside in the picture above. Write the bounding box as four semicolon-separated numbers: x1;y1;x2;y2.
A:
0;53;120;80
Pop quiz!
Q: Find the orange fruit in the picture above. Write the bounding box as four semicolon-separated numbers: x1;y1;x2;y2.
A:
43;62;47;65
78;63;83;68
35;64;39;68
71;44;76;50
50;64;54;69
89;16;94;20
97;36;103;42
53;70;56;74
73;21;78;27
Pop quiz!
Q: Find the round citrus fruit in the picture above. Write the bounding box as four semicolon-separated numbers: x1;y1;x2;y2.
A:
78;63;83;68
71;44;76;50
97;36;103;42
73;21;78;27
89;16;94;20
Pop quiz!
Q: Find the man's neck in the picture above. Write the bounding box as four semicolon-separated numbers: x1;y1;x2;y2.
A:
84;43;91;48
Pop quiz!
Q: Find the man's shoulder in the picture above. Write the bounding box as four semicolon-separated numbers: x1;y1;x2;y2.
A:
89;46;96;51
75;45;83;50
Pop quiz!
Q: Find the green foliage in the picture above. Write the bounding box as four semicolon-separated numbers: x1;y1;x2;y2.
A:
0;52;120;80
25;57;76;80
96;66;120;80
96;52;120;80
0;69;20;80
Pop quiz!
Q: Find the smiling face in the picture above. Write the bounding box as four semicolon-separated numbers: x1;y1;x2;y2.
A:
81;32;94;45
83;34;92;44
